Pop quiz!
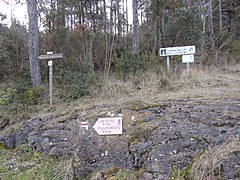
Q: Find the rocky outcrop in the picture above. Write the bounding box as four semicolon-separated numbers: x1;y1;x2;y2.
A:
1;98;240;179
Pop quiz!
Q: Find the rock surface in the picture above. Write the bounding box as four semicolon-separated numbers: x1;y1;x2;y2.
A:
0;97;240;179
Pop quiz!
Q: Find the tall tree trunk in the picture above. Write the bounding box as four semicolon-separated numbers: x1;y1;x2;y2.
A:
114;2;117;35
27;0;41;86
132;0;140;52
103;0;107;33
160;10;165;47
122;0;125;36
57;0;65;27
110;0;113;34
116;0;122;43
219;0;222;31
209;0;215;48
126;0;129;34
156;0;160;55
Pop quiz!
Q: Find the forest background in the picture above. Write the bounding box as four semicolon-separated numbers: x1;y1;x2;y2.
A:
0;0;240;110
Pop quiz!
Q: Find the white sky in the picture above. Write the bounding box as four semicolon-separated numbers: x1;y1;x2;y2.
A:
0;0;133;27
0;0;28;26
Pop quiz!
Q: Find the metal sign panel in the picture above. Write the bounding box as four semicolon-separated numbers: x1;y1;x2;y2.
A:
38;53;63;60
48;60;53;66
93;117;123;135
160;46;195;56
182;54;194;63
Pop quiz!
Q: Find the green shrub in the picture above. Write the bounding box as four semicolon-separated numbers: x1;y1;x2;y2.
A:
55;65;97;100
26;86;45;105
230;38;240;62
114;52;145;79
171;166;191;180
0;87;16;105
0;144;74;179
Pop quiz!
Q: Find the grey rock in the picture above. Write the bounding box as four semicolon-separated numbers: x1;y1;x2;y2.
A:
0;118;9;130
1;98;240;179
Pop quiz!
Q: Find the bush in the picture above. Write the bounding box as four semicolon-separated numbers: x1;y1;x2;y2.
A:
114;52;145;79
55;65;97;100
0;87;16;105
26;86;45;105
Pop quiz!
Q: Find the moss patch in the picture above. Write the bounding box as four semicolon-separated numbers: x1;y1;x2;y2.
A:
127;122;158;144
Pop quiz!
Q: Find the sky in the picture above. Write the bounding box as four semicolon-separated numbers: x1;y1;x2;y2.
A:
0;0;133;27
0;0;28;26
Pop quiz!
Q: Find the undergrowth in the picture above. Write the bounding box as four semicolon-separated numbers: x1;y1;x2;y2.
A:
171;139;240;180
0;144;73;179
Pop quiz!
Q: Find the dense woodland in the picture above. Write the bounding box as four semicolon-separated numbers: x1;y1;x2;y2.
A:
0;0;240;102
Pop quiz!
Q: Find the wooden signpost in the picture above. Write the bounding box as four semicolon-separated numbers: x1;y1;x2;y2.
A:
38;52;63;106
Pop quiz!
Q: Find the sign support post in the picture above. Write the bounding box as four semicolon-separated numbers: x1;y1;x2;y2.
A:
182;54;194;72
38;52;63;106
48;60;53;106
166;56;170;71
187;62;190;72
47;52;54;106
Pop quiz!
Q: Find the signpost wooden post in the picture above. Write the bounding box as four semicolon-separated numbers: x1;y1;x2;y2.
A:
38;52;63;106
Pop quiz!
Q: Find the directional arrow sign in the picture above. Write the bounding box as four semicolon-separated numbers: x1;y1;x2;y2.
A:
93;117;123;135
38;53;63;60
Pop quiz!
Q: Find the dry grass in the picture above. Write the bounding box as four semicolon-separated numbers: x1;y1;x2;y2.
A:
89;64;240;104
29;64;240;122
52;158;74;180
190;139;240;180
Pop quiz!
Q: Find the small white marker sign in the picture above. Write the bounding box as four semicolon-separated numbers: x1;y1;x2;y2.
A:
48;60;53;66
80;121;89;130
93;117;123;135
182;54;194;63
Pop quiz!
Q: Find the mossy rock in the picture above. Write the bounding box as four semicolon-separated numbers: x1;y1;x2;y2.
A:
127;122;157;144
0;142;7;149
135;167;145;178
123;100;160;111
106;166;120;176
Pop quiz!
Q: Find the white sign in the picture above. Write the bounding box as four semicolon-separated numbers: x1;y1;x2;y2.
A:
160;46;195;56
47;51;54;55
182;54;194;63
39;53;63;60
48;60;53;66
93;117;123;135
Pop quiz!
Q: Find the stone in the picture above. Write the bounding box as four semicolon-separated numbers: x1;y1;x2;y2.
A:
0;118;9;130
1;98;240;179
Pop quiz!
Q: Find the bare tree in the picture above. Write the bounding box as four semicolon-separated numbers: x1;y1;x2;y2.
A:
219;0;222;31
209;0;215;48
132;0;140;52
126;0;129;34
27;0;41;86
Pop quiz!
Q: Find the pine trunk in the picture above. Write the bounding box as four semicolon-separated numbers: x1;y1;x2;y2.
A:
27;0;42;86
219;0;222;31
132;0;140;52
209;0;215;48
